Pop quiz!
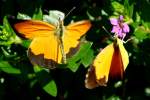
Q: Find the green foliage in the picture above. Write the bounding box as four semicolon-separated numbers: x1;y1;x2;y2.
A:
0;16;21;45
43;80;57;97
34;66;57;97
0;61;21;74
67;41;93;72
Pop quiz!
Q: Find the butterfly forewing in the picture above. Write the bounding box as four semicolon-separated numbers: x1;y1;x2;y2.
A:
14;20;56;39
64;20;91;54
94;43;114;86
117;38;129;70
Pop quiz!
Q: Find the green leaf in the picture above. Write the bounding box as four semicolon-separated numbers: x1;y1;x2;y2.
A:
17;13;31;20
43;80;57;97
0;16;14;42
33;65;45;73
0;16;22;45
124;0;134;18
32;7;43;20
81;48;94;68
134;26;149;41
107;95;121;100
68;42;93;62
67;62;80;72
34;66;57;97
111;1;124;15
1;47;17;58
21;40;31;48
0;61;21;74
67;42;93;72
143;22;150;29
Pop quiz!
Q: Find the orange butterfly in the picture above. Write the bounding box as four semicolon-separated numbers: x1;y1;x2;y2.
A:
13;12;91;69
85;38;129;89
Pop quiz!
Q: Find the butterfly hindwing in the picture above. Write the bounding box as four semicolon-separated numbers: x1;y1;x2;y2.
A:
28;36;62;68
85;66;99;89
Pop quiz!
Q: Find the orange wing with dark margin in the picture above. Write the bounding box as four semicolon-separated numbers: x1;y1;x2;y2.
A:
14;20;62;68
63;20;91;55
85;38;129;89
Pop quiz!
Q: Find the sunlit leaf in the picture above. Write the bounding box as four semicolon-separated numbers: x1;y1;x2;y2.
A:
43;80;57;97
32;7;43;20
1;47;17;58
67;62;80;72
34;65;57;97
21;40;31;48
124;0;134;18
81;48;94;68
67;42;93;72
0;61;21;74
111;1;124;15
134;26;149;41
0;16;22;45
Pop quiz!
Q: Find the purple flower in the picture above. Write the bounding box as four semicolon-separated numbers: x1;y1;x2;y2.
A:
110;15;130;39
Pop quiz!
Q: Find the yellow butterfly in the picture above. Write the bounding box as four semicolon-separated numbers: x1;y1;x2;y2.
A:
85;38;129;89
13;11;91;69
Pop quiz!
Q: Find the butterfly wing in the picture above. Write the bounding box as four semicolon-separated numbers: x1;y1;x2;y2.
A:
85;43;114;88
109;38;129;80
14;20;62;68
63;20;91;57
85;65;99;89
28;36;62;68
109;39;124;80
117;38;129;70
85;38;129;89
14;20;56;39
94;43;115;86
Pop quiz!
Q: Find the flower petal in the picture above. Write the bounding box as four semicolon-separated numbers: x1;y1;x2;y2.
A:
110;18;118;25
119;15;124;21
118;29;123;37
123;23;130;33
111;26;119;33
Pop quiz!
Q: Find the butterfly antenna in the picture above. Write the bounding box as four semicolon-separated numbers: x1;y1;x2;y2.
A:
65;7;76;18
102;26;113;39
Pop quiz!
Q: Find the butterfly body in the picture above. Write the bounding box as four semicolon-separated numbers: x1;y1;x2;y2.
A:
53;18;66;64
13;15;91;68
